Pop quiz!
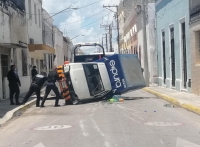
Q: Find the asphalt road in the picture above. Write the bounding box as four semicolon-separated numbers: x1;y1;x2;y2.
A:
1;90;200;147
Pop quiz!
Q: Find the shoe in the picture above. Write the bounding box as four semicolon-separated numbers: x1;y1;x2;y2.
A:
16;102;21;105
54;105;60;107
36;105;40;107
73;100;79;105
10;103;15;105
40;105;45;108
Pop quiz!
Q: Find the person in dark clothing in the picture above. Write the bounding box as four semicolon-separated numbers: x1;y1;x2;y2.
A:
31;66;38;79
22;74;47;107
7;65;21;105
41;68;62;107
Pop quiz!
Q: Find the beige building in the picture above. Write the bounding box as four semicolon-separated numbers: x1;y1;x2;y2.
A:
190;1;200;95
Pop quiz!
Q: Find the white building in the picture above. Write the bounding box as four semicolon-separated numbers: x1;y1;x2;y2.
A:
63;36;73;62
26;0;55;75
42;9;55;74
0;0;29;100
54;26;64;66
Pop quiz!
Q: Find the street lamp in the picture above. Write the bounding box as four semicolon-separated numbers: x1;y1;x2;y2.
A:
45;6;78;20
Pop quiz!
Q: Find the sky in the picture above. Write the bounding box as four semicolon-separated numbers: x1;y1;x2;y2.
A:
43;0;120;53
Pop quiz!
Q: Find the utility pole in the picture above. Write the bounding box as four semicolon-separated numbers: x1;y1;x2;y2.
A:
109;24;112;52
103;5;120;53
105;34;108;52
141;0;149;86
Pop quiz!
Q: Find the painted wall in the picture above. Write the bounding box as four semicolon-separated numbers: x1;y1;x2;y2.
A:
25;0;42;44
54;26;64;66
156;0;191;92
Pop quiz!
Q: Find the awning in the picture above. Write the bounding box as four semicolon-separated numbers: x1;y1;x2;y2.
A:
28;44;55;53
0;43;27;48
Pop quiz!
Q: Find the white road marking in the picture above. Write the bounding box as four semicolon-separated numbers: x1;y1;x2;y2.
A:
176;137;200;147
79;120;89;137
33;142;45;147
160;139;164;145
144;122;182;127
117;105;144;120
34;125;72;131
89;107;97;117
104;142;111;147
90;118;105;137
121;111;155;134
122;112;141;124
117;105;142;113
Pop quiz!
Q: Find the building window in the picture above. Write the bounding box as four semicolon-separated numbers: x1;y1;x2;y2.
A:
28;0;32;19
22;49;28;76
38;9;41;27
34;4;37;24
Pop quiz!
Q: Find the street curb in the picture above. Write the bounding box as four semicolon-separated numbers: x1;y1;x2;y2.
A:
0;88;45;127
143;87;200;115
0;99;36;127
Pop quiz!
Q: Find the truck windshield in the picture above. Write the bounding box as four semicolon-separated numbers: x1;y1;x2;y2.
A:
83;64;105;96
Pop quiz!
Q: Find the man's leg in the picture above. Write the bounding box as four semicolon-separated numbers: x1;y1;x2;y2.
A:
35;86;41;107
9;86;15;105
52;85;61;107
15;85;20;105
41;86;51;107
22;85;35;104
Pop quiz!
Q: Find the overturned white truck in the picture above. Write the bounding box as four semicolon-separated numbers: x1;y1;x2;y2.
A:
57;43;146;105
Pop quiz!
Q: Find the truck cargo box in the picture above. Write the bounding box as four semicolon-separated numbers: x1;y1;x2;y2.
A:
95;54;146;94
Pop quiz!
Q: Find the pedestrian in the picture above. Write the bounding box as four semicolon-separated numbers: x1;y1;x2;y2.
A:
31;66;38;79
22;73;47;107
41;67;62;107
7;65;21;105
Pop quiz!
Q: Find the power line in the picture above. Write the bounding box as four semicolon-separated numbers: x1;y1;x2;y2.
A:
43;10;113;33
65;13;111;32
26;0;102;15
55;9;106;26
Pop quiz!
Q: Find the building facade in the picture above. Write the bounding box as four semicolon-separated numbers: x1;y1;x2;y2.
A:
156;0;191;92
63;36;73;62
42;9;55;74
119;0;157;83
190;0;200;95
0;0;29;100
26;0;55;75
53;26;64;66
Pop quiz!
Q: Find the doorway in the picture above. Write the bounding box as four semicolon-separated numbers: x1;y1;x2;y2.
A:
162;32;166;84
181;22;187;89
170;28;176;87
1;54;9;99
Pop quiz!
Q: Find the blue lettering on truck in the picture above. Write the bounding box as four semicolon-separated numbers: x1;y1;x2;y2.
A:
109;60;122;88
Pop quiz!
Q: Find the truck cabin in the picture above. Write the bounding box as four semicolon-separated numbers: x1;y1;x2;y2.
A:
73;43;106;63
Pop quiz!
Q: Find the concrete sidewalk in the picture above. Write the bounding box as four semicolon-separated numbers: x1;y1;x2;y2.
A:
0;88;46;127
143;85;200;115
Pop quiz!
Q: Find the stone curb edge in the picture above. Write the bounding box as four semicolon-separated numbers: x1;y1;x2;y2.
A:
0;88;45;127
143;87;200;115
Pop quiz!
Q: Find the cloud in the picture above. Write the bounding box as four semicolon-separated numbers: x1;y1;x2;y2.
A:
43;0;120;52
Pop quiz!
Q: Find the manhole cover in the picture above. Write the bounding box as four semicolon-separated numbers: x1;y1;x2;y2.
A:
144;122;182;127
164;104;175;107
34;125;72;131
